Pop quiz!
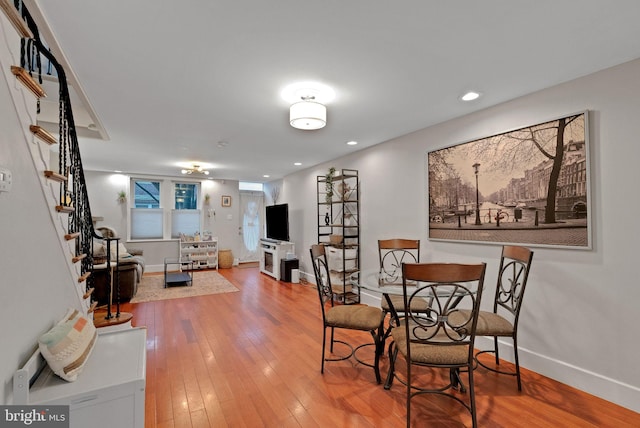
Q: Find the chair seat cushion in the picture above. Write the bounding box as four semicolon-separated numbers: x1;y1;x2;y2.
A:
326;304;383;331
392;324;469;365
452;309;514;336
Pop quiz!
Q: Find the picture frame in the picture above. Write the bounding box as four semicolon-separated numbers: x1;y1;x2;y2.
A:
221;195;232;207
427;110;591;249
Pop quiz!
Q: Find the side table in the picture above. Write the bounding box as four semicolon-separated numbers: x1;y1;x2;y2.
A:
164;258;194;288
280;258;299;282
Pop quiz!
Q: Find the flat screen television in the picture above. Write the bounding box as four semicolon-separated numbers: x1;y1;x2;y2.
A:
265;203;289;242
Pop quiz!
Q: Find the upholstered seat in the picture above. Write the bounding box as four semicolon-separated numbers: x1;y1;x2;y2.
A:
325;304;383;331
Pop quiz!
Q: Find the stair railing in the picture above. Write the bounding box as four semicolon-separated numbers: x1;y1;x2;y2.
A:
15;1;121;319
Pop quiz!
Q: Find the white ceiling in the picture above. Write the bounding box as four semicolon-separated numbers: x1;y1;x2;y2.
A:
26;0;640;182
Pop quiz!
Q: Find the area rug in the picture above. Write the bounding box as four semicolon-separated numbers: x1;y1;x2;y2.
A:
130;270;239;303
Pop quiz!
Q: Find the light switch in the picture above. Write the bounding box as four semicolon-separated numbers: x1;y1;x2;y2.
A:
227;214;233;220
0;168;12;192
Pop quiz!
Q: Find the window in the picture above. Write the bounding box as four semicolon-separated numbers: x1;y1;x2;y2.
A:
174;183;197;209
131;179;163;239
239;182;263;191
171;182;200;238
133;180;160;208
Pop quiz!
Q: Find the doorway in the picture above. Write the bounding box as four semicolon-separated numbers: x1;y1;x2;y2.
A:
238;191;264;262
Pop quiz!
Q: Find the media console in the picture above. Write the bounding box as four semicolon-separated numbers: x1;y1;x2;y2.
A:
259;238;295;279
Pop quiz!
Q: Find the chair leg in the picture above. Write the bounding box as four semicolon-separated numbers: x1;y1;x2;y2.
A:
493;336;500;365
513;335;522;391
371;330;382;384
329;327;335;353
406;352;412;428
384;342;398;389
321;327;327;373
468;363;478;428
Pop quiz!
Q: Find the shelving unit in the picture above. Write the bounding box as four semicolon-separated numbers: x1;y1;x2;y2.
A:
179;235;218;269
317;168;360;304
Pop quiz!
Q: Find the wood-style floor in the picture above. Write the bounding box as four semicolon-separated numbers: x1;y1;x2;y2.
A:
119;265;640;428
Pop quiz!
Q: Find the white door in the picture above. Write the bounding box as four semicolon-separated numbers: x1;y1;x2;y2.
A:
238;191;264;262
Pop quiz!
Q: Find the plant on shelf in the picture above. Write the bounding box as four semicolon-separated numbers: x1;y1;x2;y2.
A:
325;167;335;204
117;190;127;203
204;193;211;205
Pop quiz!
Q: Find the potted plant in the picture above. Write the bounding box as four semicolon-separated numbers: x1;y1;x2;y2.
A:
204;193;211;205
117;190;127;203
325;167;335;204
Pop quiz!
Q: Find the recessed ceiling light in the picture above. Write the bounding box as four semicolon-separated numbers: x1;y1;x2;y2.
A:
294;162;302;166
346;141;358;146
461;91;481;101
263;174;270;178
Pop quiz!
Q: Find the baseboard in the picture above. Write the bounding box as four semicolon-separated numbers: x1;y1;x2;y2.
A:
480;338;640;413
360;290;640;413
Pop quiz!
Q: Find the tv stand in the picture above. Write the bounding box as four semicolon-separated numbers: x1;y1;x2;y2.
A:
260;239;295;279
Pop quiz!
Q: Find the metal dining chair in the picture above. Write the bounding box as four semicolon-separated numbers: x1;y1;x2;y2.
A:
473;245;534;390
378;239;422;319
385;262;487;428
309;244;384;383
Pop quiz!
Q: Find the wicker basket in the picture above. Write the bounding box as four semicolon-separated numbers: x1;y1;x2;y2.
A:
329;234;343;245
218;249;233;268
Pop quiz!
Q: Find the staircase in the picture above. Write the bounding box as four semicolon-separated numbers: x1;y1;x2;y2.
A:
2;0;131;328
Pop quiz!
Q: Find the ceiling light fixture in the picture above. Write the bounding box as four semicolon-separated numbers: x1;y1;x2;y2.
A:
290;94;326;130
181;164;209;175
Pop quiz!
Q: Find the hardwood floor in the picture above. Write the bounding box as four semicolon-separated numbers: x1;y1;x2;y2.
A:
120;266;640;428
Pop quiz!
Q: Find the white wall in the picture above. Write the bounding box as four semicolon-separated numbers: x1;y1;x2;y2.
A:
84;171;243;270
280;58;640;412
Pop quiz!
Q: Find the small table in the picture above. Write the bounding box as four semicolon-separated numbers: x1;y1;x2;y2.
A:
164;258;194;288
280;258;299;282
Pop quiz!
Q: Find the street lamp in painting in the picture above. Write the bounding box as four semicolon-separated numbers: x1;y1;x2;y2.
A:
473;162;481;225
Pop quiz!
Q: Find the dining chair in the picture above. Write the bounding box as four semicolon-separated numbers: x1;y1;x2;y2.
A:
378;239;426;323
472;245;534;391
385;262;487;428
309;244;384;383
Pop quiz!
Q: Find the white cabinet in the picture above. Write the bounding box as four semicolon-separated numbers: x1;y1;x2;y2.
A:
21;328;146;428
259;239;295;279
180;237;218;269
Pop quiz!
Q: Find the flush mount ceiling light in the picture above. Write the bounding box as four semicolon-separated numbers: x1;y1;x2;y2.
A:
181;164;209;175
282;83;335;131
290;95;326;130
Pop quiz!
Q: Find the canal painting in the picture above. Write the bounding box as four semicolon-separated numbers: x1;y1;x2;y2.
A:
427;111;591;249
